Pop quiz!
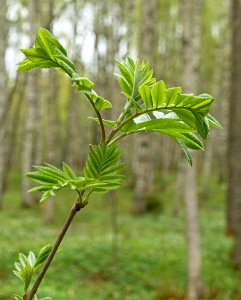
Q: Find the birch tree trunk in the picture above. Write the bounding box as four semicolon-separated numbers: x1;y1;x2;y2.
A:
44;0;60;223
21;0;40;207
227;0;241;268
0;0;9;208
132;0;157;214
65;0;84;168
45;70;60;223
181;0;202;298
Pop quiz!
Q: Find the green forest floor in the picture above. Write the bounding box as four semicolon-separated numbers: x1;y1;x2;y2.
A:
0;172;240;300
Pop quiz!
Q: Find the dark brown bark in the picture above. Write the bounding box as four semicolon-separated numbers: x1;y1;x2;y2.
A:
227;0;241;268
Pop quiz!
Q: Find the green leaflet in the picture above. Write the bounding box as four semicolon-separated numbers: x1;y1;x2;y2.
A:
27;156;121;202
135;118;193;133
88;117;117;127
75;85;112;111
33;245;53;271
138;81;214;115
115;79;221;163
84;143;125;193
175;139;193;166
115;56;156;101
13;253;35;292
63;162;76;179
72;76;94;89
27;162;94;202
13;245;54;296
129;81;218;138
17;59;59;72
18;28;76;77
18;28;111;111
206;113;222;128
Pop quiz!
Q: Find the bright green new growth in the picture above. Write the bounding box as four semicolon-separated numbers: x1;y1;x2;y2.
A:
13;245;53;299
27;143;124;203
14;27;221;299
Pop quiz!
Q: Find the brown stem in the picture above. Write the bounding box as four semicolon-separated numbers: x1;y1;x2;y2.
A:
27;196;87;300
106;112;139;143
106;104;191;143
86;94;106;143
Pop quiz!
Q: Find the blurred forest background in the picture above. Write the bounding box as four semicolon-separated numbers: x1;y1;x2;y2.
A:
1;0;241;299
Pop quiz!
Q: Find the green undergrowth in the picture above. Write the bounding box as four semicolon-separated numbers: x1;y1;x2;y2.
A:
0;171;240;300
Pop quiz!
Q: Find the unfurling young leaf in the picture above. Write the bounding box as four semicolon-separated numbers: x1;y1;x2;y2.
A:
115;56;156;101
34;244;53;271
13;245;54;296
18;28;111;111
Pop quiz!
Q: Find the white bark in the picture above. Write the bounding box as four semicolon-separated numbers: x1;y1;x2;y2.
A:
21;0;40;206
184;156;202;299
0;0;9;207
44;0;59;223
181;0;202;298
132;0;157;214
45;69;60;223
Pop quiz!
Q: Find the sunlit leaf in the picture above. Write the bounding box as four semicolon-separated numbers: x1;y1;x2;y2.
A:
115;56;156;101
84;143;125;193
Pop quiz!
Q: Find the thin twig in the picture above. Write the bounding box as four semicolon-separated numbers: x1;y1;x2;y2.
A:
86;94;106;143
106;112;138;143
27;194;87;300
108;133;127;145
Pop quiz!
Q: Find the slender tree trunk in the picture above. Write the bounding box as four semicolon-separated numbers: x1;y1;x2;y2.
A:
172;157;184;217
6;80;26;173
201;133;213;197
132;0;157;214
0;0;9;208
43;0;59;224
227;0;241;268
181;0;202;298
64;0;85;168
184;154;202;299
45;68;60;223
21;0;40;207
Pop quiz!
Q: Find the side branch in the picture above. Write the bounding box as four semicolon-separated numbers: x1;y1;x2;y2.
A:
106;112;138;143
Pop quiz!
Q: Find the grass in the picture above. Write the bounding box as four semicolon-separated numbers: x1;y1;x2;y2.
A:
0;171;240;299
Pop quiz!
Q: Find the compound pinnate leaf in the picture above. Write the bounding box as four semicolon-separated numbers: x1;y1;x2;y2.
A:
115;56;156;101
18;28;111;112
84;143;125;193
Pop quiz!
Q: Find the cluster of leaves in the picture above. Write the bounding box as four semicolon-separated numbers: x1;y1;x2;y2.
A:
18;28;111;111
115;56;156;102
105;56;221;164
18;28;221;166
84;143;125;192
15;27;221;299
13;245;53;299
27;143;124;203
